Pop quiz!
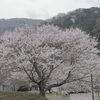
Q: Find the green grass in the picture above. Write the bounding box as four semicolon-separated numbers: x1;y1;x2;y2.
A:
46;93;70;100
0;91;49;100
46;92;70;97
95;92;100;97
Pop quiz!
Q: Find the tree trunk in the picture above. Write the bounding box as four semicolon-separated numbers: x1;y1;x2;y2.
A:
39;83;46;97
39;90;46;97
48;88;52;93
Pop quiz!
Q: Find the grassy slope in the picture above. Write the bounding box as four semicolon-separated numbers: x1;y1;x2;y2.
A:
0;91;49;100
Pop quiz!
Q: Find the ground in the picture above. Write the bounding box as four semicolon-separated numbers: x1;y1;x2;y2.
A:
0;91;49;100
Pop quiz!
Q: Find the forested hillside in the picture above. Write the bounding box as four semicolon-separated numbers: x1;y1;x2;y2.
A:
0;18;43;35
1;7;100;48
41;7;100;49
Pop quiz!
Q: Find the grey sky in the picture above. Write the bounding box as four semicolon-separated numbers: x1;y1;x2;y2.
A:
0;0;100;19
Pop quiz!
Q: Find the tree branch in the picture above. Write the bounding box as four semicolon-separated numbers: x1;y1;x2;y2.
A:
47;71;71;90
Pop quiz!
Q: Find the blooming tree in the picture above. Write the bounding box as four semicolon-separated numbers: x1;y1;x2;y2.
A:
0;56;11;85
4;71;28;91
0;25;100;96
0;65;11;85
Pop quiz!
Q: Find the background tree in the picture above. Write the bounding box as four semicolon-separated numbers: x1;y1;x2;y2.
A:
5;71;29;91
0;25;100;96
0;63;11;87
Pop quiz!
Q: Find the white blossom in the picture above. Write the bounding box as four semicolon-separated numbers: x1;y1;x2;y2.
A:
0;25;100;96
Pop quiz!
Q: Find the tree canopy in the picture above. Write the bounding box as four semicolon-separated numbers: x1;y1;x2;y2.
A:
0;25;100;96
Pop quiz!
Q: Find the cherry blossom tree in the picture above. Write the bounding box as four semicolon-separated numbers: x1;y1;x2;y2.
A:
0;60;11;86
0;25;100;96
4;71;28;91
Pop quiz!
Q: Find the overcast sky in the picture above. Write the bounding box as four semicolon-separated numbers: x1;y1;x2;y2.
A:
0;0;100;20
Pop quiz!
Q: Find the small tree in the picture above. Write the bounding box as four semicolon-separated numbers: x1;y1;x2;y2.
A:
0;25;100;96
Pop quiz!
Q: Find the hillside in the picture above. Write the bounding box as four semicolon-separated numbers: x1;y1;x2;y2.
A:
0;18;43;35
1;7;100;48
40;7;100;49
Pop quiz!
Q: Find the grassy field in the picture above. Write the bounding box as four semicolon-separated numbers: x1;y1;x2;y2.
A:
46;92;70;100
0;91;49;100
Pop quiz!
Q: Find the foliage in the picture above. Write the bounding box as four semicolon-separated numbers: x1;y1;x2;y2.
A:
78;18;96;35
